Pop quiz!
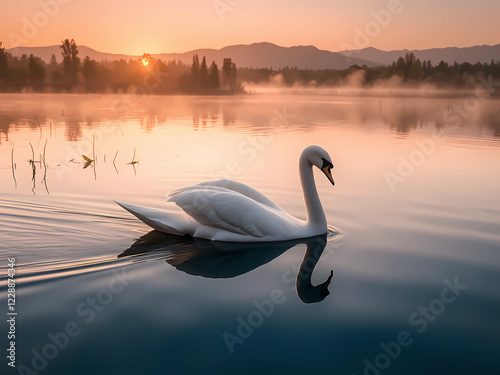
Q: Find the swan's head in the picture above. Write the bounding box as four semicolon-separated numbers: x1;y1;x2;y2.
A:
302;145;335;186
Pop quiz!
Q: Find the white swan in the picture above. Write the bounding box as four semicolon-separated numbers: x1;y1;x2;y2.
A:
116;145;335;242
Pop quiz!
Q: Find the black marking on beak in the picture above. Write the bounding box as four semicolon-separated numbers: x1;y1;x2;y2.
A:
321;158;334;170
321;158;335;186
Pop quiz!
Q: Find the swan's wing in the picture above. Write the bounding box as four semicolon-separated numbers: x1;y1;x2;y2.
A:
167;179;284;212
167;187;299;239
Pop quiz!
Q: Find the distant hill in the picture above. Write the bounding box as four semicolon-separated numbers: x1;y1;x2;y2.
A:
5;42;500;69
152;43;379;69
340;44;500;66
6;43;378;69
5;45;132;64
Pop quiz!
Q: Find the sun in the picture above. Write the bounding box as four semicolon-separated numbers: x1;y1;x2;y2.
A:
140;53;152;67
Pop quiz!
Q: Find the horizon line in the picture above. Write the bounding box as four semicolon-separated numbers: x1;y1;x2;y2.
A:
4;41;500;57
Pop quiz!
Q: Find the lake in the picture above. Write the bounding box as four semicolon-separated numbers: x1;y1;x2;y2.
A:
1;92;499;374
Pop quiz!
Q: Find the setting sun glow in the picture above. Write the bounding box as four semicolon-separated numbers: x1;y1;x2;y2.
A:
140;53;151;67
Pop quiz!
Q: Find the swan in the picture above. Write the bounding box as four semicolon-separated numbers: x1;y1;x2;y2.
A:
116;145;335;242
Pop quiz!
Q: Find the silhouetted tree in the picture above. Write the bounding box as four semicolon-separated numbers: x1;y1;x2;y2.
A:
395;56;405;78
28;54;46;90
82;57;99;92
0;45;7;82
404;52;416;79
408;59;423;81
7;60;28;90
393;53;423;81
60;39;80;88
191;54;200;88
223;58;237;92
47;54;62;89
209;61;220;89
422;60;432;77
200;56;208;88
437;60;449;73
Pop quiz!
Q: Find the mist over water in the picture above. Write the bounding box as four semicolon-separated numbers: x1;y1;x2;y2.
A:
243;69;500;100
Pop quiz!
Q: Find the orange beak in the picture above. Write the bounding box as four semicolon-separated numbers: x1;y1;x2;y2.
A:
322;166;335;186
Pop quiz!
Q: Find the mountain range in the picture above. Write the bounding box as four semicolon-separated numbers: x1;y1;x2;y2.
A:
5;42;500;70
341;44;500;66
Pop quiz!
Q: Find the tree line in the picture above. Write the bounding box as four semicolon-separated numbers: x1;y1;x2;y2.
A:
1;40;499;94
239;53;500;90
0;39;241;94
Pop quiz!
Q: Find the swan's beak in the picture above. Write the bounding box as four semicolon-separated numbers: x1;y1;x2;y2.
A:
322;166;335;186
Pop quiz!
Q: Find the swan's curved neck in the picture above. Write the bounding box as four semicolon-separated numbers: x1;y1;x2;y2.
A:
296;236;332;304
297;240;324;285
299;157;326;229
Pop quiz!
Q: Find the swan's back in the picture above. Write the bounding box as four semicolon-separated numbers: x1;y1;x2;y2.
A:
167;180;304;241
168;179;283;211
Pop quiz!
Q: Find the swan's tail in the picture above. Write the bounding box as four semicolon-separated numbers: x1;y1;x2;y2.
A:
115;201;197;236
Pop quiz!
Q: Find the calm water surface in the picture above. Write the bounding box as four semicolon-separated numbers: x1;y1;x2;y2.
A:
0;93;499;374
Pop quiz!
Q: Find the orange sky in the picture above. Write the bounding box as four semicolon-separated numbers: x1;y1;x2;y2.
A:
1;0;499;54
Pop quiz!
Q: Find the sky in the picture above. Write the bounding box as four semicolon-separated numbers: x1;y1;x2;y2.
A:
1;0;499;54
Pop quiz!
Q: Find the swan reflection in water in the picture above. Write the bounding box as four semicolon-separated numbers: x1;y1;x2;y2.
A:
118;231;339;304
